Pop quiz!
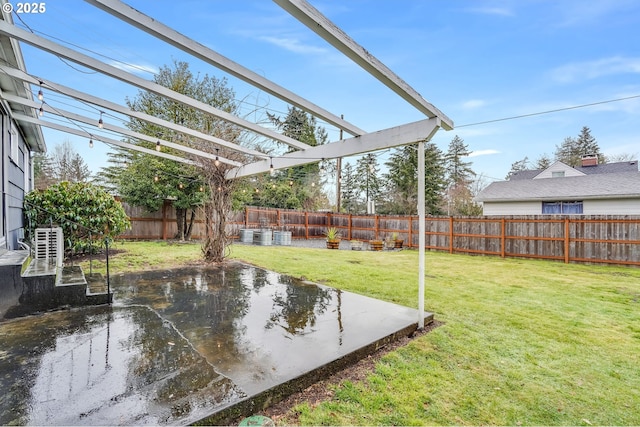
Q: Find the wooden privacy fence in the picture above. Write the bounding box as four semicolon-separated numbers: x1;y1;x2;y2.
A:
119;202;640;267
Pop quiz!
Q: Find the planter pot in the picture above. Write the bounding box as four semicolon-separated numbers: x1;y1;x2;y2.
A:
326;240;340;249
350;241;363;251
394;240;404;249
370;241;383;251
274;231;292;246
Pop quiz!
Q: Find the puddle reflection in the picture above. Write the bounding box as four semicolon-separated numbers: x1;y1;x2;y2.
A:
0;262;348;425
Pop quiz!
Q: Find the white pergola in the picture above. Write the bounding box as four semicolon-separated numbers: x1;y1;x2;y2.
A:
0;0;453;328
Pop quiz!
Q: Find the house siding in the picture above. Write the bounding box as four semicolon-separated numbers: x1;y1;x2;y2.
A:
1;114;30;250
482;201;541;216
533;162;585;179
584;199;640;215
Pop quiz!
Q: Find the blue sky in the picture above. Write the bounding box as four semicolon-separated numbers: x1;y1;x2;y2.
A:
13;0;640;183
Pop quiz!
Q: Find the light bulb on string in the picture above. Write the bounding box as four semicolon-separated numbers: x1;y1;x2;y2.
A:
269;157;274;176
89;139;94;148
154;175;159;182
179;183;184;189
320;158;325;173
214;148;220;167
199;186;204;192
156;140;161;152
38;104;44;117
98;112;104;129
37;82;43;101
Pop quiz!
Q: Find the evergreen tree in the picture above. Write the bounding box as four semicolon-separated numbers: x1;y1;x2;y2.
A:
443;135;477;215
339;162;359;213
554;126;604;166
505;156;530;180
444;135;475;186
266;107;330;210
383;142;446;215
33;152;55;189
535;153;552;170
355;153;381;214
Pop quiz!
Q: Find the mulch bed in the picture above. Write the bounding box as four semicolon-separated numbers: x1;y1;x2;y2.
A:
242;320;442;425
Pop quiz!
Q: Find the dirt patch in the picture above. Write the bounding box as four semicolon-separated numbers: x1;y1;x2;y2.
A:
239;320;442;425
65;249;126;264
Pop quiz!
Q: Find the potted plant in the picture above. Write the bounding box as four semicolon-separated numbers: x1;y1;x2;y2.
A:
325;227;341;249
370;239;384;251
350;239;363;250
391;232;404;249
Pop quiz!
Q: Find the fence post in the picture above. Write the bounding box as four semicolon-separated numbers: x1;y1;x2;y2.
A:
348;214;352;240
564;218;570;264
305;212;309;239
501;218;506;258
162;200;168;240
277;209;281;229
375;215;379;240
408;215;413;248
449;216;454;254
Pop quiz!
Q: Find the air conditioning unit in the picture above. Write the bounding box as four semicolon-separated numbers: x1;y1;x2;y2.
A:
34;227;64;267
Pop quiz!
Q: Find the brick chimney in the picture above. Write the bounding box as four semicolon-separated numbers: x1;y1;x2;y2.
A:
581;154;598;167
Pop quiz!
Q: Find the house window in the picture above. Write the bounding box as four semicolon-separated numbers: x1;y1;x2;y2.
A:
551;171;565;178
542;201;583;214
9;127;18;164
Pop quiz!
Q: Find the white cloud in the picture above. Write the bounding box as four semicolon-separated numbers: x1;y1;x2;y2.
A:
461;99;487;109
258;36;328;55
468;149;501;158
550;56;640;84
107;60;158;76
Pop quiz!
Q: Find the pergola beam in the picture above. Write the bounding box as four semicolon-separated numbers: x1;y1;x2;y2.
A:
273;0;454;131
230;117;441;179
84;0;366;137
14;113;195;165
0;65;265;160
0;20;311;151
2;92;242;167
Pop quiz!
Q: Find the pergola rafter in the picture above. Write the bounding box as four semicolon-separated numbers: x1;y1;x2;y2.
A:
0;65;262;162
0;20;311;152
3;92;241;167
0;0;454;328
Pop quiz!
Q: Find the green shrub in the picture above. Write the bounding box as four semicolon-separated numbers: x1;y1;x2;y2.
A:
24;181;130;256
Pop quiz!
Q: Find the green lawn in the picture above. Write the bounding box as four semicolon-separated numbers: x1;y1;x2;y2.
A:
85;241;640;425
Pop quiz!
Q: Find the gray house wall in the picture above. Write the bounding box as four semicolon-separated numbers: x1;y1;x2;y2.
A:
1;109;32;250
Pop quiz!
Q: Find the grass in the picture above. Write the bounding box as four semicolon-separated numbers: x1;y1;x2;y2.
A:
82;241;640;425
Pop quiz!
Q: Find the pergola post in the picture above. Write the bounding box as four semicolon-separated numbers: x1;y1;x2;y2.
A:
418;140;426;329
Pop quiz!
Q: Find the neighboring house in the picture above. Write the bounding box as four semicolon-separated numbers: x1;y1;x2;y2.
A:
476;156;640;215
0;17;46;252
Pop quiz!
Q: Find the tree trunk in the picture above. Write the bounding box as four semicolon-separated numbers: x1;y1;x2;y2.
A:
175;207;185;241
202;179;232;263
185;209;196;240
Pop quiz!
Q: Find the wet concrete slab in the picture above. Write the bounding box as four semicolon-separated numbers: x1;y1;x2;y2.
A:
0;261;430;425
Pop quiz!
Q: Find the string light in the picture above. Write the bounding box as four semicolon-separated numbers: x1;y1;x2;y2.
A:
38;104;44;117
320;158;325;173
37;81;43;101
289;180;293;186
156;140;161;152
214;148;220;167
199;186;204;192
269;157;274;176
89;139;93;148
179;183;184;189
98;112;104;129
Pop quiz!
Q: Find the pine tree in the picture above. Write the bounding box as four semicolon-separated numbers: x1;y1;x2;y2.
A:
339;162;359;213
505;156;530;180
383;142;446;215
355;153;381;213
444;135;475;186
554;126;604;166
